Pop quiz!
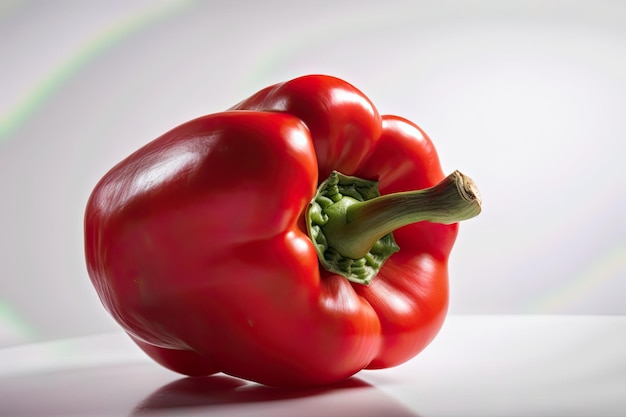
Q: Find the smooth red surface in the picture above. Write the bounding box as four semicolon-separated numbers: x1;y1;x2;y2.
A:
84;75;458;386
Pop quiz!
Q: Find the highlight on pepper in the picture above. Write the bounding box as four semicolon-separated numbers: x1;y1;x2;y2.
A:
84;74;481;387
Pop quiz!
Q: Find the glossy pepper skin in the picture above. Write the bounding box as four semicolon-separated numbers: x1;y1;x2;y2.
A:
85;75;462;386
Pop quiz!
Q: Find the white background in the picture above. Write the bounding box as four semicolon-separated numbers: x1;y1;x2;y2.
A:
1;0;625;346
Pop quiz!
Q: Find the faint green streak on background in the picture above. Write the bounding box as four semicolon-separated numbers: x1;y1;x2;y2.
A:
0;300;37;346
0;0;24;18
0;0;194;142
526;245;626;314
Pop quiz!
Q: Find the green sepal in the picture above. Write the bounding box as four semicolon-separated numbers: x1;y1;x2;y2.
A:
305;171;400;285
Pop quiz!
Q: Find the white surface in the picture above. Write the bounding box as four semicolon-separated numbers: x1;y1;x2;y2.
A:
1;315;625;417
1;1;625;344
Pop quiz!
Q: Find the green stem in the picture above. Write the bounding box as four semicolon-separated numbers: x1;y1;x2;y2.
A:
306;170;481;284
328;170;481;259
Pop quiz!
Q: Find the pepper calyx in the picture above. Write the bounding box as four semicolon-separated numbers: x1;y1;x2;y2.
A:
306;170;482;285
306;171;399;285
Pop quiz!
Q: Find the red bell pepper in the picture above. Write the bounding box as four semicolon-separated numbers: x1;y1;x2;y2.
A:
84;74;481;386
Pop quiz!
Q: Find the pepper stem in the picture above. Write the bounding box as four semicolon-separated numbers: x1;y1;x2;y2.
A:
336;170;480;259
306;170;481;284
